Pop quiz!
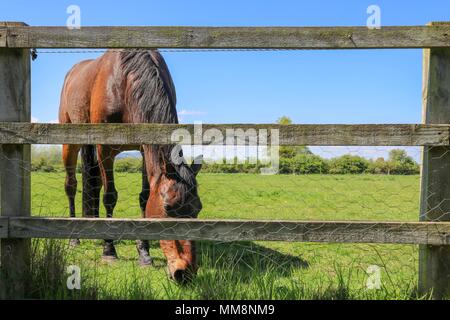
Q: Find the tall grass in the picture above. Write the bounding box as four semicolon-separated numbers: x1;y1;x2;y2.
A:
24;173;427;299
17;239;426;300
27;239;98;299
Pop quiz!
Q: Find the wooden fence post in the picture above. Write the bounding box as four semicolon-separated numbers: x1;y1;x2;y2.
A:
0;22;31;299
419;22;450;299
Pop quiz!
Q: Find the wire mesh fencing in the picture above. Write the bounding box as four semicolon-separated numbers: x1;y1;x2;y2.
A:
17;144;427;299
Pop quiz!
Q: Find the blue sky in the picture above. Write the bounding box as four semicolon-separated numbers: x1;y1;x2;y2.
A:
2;0;449;161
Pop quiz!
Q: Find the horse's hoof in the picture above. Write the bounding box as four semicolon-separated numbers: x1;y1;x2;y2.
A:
138;255;153;267
136;240;152;266
102;241;118;259
69;239;81;247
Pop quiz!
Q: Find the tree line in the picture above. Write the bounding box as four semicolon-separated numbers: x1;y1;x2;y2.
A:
30;117;420;175
31;146;419;175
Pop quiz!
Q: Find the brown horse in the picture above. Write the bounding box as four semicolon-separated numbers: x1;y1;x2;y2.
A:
59;49;202;281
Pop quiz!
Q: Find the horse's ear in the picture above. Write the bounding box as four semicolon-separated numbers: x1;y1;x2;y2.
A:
191;155;203;176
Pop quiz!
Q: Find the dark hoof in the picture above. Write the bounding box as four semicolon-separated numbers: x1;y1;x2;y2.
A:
69;239;81;247
103;240;118;259
136;240;152;266
138;255;153;266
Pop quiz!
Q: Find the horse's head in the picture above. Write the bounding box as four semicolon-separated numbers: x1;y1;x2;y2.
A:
155;156;203;218
145;146;202;217
145;147;202;282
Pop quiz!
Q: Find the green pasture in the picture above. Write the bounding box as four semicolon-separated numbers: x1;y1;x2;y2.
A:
28;173;426;299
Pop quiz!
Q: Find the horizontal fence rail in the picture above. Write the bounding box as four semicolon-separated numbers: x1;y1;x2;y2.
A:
1;217;450;245
1;25;450;49
0;122;448;146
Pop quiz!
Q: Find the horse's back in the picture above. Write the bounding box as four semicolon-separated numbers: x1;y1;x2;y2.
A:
59;58;99;124
59;49;176;125
59;51;121;124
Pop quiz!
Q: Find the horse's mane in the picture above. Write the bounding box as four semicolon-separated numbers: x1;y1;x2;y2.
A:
119;49;196;192
120;49;177;123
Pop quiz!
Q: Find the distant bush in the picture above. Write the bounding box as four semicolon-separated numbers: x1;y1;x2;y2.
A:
202;159;264;174
329;155;369;174
367;157;390;174
280;154;329;174
31;146;62;172
366;150;420;175
31;157;58;173
30;145;419;175
115;158;142;173
389;160;419;175
279;146;312;159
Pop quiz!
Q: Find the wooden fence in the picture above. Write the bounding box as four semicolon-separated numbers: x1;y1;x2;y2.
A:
1;21;450;299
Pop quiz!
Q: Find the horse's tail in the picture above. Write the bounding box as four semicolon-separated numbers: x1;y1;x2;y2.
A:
81;145;101;217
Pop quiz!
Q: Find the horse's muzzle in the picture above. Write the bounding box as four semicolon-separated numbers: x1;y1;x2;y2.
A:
167;258;196;283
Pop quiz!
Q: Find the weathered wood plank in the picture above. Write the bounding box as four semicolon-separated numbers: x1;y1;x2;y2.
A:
0;27;6;47
419;22;450;299
0;22;28;48
0;23;31;299
5;217;450;245
0;218;8;239
3;25;450;49
0;122;447;146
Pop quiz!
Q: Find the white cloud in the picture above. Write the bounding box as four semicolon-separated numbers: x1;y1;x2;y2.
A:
178;109;206;116
30;117;60;123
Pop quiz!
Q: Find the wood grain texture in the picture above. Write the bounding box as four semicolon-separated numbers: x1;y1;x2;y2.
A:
5;217;450;245
419;22;450;300
0;218;8;239
2;25;450;49
0;122;447;146
0;27;6;47
0;22;28;48
0;34;31;299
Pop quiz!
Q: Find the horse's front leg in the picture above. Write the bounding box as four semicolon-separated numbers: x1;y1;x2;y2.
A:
97;145;119;261
63;144;81;246
136;152;152;266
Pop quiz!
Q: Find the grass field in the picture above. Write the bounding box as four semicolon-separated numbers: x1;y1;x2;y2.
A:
28;172;425;299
